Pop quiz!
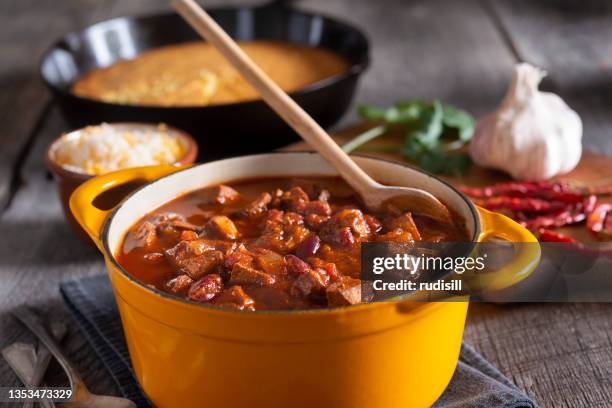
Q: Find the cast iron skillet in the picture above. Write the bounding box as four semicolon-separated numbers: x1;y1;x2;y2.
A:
40;0;369;160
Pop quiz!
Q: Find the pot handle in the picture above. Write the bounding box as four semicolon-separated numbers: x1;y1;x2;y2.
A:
397;207;540;311
464;207;541;292
69;165;184;252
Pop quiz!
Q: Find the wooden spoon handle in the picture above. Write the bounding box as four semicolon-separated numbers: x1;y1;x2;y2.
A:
171;0;377;194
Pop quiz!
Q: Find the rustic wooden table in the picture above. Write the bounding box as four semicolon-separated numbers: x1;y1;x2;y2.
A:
1;0;611;406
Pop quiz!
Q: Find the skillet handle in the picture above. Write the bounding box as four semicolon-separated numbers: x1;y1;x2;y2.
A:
69;165;183;252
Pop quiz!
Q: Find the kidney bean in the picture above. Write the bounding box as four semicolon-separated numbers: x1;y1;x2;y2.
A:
285;254;311;276
295;235;321;259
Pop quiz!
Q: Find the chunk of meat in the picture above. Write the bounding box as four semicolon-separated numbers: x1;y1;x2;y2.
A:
269;188;284;208
364;215;382;234
188;274;223;302
308;258;341;282
376;228;416;243
326;276;363;306
152;212;199;235
224;246;254;270
180;230;199;241
385;213;421;241
134;221;157;247
186;251;223;279
304;214;330;230
301;200;332;216
336;209;372;238
290;179;319;199
169;238;238;256
321;226;355;247
291;268;330;298
317;244;361;278
165;240;224;279
205;215;240;240
197;239;239;255
203;185;240;205
253;248;285;276
166;274;194;295
214;286;256;311
320;208;371;246
281;187;309;212
243;192;272;217
261;209;303;228
229;263;276;286
255;210;310;253
167;239;211;257
288;180;331;202
280;186;331;216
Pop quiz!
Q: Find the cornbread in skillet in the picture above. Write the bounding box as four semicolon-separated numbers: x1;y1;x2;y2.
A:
71;40;349;107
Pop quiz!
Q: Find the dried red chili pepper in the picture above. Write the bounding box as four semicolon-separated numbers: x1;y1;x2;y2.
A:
587;203;612;241
544;191;584;204
474;196;565;213
459;181;560;198
521;206;587;230
537;229;577;243
583;195;597;214
461;180;612;243
460;181;607;201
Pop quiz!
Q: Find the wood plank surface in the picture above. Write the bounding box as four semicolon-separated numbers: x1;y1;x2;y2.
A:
0;0;611;407
467;302;612;407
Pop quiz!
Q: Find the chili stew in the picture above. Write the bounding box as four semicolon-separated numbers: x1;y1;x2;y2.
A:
118;177;468;311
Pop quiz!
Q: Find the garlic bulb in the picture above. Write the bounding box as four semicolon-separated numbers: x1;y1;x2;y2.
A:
470;63;582;181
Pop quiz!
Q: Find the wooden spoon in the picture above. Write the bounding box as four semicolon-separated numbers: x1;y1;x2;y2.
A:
171;0;451;221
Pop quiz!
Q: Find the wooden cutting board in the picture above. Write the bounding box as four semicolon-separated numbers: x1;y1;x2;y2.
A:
285;123;612;242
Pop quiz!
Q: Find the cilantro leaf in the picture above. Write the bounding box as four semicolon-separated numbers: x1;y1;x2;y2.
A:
441;105;475;141
418;150;472;176
358;101;423;124
343;99;475;175
342;125;386;154
357;105;388;121
406;100;444;149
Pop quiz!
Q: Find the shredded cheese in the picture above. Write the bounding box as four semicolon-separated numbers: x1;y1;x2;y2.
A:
53;123;186;175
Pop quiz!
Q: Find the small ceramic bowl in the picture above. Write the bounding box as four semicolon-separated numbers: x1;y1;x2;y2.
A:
46;122;198;244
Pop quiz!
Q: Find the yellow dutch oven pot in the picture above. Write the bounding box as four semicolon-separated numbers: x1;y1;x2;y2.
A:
70;153;540;408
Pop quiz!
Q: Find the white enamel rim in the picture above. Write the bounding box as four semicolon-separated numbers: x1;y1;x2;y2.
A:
101;152;480;313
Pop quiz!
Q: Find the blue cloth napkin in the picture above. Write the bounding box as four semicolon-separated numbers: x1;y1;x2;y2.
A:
60;274;537;408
